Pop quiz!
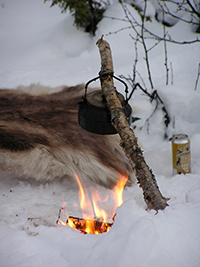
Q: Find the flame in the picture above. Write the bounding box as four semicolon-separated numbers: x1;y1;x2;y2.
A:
92;197;107;222
74;174;86;209
59;173;128;234
59;219;67;226
113;174;128;207
67;217;76;228
74;174;96;234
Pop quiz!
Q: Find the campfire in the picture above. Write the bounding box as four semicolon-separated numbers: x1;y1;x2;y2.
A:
57;173;128;234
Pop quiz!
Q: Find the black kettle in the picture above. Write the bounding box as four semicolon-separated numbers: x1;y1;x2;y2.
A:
78;76;132;135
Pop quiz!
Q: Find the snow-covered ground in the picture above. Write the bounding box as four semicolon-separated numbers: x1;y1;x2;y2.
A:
0;0;200;266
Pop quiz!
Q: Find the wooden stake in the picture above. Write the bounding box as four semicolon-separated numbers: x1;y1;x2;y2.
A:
96;36;168;211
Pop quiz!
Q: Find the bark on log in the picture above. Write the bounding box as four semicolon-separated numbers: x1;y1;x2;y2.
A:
96;36;168;211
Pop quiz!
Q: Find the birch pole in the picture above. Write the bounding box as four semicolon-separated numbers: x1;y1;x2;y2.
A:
96;36;168;211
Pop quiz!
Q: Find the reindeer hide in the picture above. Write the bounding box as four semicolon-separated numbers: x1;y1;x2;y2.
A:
0;84;133;187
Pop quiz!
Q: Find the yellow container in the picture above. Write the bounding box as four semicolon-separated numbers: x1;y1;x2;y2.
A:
172;134;191;175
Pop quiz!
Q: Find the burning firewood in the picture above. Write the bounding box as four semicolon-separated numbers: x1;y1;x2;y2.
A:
56;173;122;234
57;211;114;234
66;216;113;234
56;209;113;234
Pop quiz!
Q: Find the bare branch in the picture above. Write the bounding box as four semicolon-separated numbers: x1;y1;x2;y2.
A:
147;38;163;52
103;15;129;22
162;10;169;85
186;0;200;18
170;62;174;85
105;26;132;36
133;36;139;84
194;63;200;90
136;71;148;90
140;0;154;89
158;0;200;25
119;1;200;44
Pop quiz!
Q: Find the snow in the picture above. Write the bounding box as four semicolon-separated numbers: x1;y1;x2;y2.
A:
0;0;200;266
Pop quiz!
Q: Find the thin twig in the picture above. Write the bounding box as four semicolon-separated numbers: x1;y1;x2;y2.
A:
103;15;129;22
56;208;62;224
140;0;154;89
133;36;139;83
170;62;174;85
147;38;163;52
194;63;200;90
137;71;148;90
159;0;200;25
119;2;200;44
186;0;200;18
162;10;169;85
121;79;170;137
106;26;132;36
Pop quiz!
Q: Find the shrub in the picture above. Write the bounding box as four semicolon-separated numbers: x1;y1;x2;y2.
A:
44;0;110;35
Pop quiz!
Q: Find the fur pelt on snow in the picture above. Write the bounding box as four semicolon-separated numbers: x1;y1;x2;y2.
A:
0;84;133;187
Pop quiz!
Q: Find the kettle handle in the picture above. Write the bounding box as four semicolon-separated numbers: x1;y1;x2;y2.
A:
84;74;129;101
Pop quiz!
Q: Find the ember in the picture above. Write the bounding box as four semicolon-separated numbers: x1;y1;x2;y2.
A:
57;173;128;234
67;216;113;234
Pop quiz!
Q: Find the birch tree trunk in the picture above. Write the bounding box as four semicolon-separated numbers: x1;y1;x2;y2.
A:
96;36;168;211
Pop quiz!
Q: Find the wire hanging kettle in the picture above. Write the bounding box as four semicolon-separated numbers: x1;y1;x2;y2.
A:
78;75;132;135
